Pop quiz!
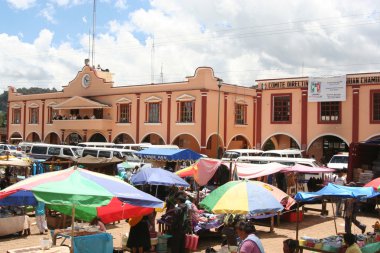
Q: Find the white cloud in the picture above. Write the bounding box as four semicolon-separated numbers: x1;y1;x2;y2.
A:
82;16;87;23
115;0;127;10
6;0;36;10
39;3;56;23
3;0;380;92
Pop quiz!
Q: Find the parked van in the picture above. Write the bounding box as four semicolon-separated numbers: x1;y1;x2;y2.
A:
77;142;115;148
236;156;320;167
261;149;303;158
29;144;80;160
222;149;263;161
112;143;152;151
327;152;349;170
18;142;36;154
0;144;24;156
80;147;140;162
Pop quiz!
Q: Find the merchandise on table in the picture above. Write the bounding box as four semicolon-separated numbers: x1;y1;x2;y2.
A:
300;233;380;253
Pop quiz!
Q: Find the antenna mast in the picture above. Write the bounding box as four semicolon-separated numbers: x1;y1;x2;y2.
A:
91;0;96;67
160;63;164;83
88;28;91;61
151;35;155;83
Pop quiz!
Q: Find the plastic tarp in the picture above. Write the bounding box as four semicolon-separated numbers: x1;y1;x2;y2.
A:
295;183;380;202
136;148;202;162
230;162;289;179
176;158;222;186
73;232;113;253
281;164;335;173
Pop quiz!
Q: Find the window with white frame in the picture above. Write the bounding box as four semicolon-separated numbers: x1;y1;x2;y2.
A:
235;103;247;125
176;94;196;123
12;108;21;124
29;107;39;124
119;103;131;123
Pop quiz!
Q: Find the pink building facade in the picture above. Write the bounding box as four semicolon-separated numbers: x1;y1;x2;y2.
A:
7;65;380;160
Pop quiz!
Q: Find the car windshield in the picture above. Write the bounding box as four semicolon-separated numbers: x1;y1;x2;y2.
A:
222;151;239;159
122;152;140;162
330;156;348;164
8;146;17;150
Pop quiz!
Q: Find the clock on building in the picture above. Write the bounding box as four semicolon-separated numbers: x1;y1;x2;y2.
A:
82;74;91;88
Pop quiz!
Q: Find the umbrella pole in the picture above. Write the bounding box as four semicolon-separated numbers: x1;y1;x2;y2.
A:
296;202;300;240
71;205;76;253
331;201;338;235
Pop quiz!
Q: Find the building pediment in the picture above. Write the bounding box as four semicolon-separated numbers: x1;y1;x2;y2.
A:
53;96;110;109
11;104;22;109
176;94;196;101
116;97;132;104
28;103;39;108
145;96;162;103
235;98;247;105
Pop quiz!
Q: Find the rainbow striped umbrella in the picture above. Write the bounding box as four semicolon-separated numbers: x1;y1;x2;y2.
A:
0;166;163;221
365;177;380;191
200;180;284;215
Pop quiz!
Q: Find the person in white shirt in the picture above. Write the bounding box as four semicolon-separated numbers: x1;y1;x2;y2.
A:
334;170;347;216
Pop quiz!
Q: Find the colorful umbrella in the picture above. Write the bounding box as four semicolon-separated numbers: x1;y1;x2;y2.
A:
0;166;163;222
131;167;189;187
251;181;295;210
364;177;380;191
200;180;284;215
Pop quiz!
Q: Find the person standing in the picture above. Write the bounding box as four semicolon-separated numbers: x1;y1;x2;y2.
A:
344;199;366;234
170;193;190;253
235;221;265;253
127;216;151;253
35;201;48;235
334;170;347;216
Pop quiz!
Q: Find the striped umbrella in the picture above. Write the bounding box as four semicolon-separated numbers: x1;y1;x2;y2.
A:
365;177;380;191
0;166;163;222
200;180;284;215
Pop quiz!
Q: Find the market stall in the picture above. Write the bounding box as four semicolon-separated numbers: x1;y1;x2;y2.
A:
0;166;163;253
294;183;379;251
0;208;26;236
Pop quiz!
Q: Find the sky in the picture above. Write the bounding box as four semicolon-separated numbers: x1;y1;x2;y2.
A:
1;0;380;93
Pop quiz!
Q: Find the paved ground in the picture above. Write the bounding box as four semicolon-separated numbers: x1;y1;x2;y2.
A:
0;204;379;252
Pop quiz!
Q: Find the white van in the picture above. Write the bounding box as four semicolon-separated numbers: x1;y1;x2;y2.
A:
29;144;80;160
112;143;152;151
261;149;303;158
77;142;115;148
81;147;140;162
0;144;24;156
237;156;320;167
222;149;263;161
327;153;349;170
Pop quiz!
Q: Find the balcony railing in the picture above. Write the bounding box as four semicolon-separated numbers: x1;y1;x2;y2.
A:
52;119;113;130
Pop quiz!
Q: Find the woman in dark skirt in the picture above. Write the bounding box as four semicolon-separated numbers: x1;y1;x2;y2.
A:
127;216;151;253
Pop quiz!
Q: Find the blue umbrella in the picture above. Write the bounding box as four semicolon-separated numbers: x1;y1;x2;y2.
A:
131;167;190;187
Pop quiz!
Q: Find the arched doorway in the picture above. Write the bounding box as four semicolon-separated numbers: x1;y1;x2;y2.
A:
308;135;349;164
65;133;83;145
9;132;22;144
44;132;60;144
205;134;224;158
227;135;251;150
26;132;41;142
89;133;107;142
113;133;135;144
262;134;300;151
141;133;165;145
172;134;201;153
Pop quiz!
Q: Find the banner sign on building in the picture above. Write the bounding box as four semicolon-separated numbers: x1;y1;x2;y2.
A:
308;75;346;102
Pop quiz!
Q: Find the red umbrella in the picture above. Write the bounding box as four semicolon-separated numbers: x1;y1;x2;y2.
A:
97;198;154;224
364;177;380;191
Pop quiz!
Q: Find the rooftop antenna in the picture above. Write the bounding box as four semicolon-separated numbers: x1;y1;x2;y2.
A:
91;0;96;67
160;63;164;83
88;28;91;61
151;35;155;83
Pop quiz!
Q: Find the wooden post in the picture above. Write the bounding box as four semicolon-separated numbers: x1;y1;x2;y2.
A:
296;202;300;240
331;201;338;235
71;205;76;253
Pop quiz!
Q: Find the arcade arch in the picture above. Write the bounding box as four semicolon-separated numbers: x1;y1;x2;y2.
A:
89;133;107;142
172;134;201;153
141;133;165;145
262;133;300;151
44;132;60;144
26;132;41;142
307;134;349;164
113;133;135;144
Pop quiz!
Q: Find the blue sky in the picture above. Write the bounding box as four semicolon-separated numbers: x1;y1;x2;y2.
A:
0;0;150;47
1;0;380;93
